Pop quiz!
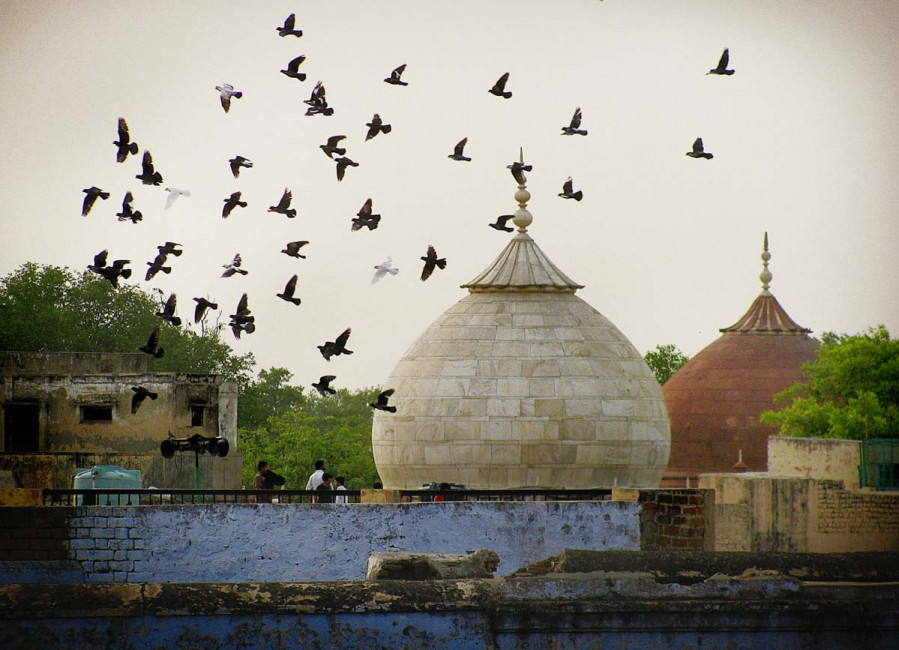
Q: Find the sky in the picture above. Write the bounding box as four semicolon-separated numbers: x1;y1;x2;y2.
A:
1;0;897;390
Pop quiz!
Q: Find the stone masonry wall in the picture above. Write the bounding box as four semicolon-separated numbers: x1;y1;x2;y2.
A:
812;480;899;552
638;489;714;551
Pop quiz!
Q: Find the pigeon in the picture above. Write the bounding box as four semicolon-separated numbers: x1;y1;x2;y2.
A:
559;177;583;201
145;253;171;281
229;156;253;178
157;241;182;257
317;328;353;361
561;107;588;136
365;113;392;141
489;215;515;232
304;81;334;116
88;255;130;288
216;83;243;113
420;245;446;282
139;327;164;358
369;389;396;413
312;375;337;396
489;72;512;98
230;321;255;339
276;13;303;37
686;137;714;159
81;187;110;216
280;55;307;81
228;293;255;339
384;64;408;86
276;275;302;306
282;241;309;259
87;249;109;273
221;253;248;277
131;386;158;414
192;297;218;323
335;157;359;181
156;293;181;326
116;191;143;224
371;257;399;284
222;191;247;218
508;160;532;185
164;187;190;210
448;138;471;162
352;198;380;231
135;151;163;186
113;117;139;163
320;135;346;159
708;48;735;76
268;189;297;218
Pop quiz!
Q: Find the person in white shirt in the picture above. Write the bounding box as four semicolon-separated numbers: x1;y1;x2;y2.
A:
305;460;326;490
335;475;348;504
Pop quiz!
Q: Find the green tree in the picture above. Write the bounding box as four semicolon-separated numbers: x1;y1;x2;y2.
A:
238;367;308;430
644;344;690;385
0;262;255;384
761;325;899;440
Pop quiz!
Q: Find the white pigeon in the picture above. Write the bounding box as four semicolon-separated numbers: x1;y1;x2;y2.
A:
215;83;243;113
164;187;190;210
371;257;399;284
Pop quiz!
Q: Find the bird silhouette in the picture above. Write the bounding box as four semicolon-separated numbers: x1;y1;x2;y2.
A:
145;253;171;281
384;64;408;86
131;386;158;414
489;215;515;232
320;135;346;159
276;13;303;37
318;328;353;361
365;113;392;141
116;192;143;224
94;259;131;288
135;151;163;186
81;187;110;216
559;177;583;201
164;188;190;210
139;327;164;358
352;198;381;231
369;389;396;413
228;294;255;338
192;297;218;323
561;107;588;136
371;257;399;284
276;275;302;306
157;242;182;257
489;72;512;98
420;245;447;281
268;189;297;218
221;253;248;277
686;137;714;159
113;118;138;163
280;55;307;81
335;157;359;181
282;241;309;259
304;81;334;116
229;156;253;178
507;160;532;185
222;192;247;218
156;293;181;326
312;375;337;396
448;138;471;161
216;83;243;113
708;48;735;75
87;249;109;274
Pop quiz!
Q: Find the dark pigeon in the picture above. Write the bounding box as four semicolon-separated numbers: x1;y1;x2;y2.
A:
384;64;407;86
488;72;512;98
116;191;143;224
139;327;164;358
420;245;446;282
156;293;181;326
268;189;297;218
192;297;218;323
369;388;397;413
282;241;309;259
320;135;346;159
365;113;392;141
229;156;253;178
281;55;307;81
559;177;583;201
448;138;471;162
352;198;380;231
276;274;302;306
686;137;714;159
82;187;110;216
489;214;515;232
222;192;247;218
131;386;158;414
561;107;588;136
277;13;303;37
335;156;359;181
312;375;337;396
317;328;353;361
113;117;139;163
135;151;163;186
708;48;735;75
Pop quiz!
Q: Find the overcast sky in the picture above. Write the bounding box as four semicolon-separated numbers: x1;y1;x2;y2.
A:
2;0;897;390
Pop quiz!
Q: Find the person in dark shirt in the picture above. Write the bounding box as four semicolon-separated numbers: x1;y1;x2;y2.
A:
253;461;285;502
315;472;334;504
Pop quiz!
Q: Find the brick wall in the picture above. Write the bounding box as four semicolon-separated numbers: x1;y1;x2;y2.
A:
638;489;714;551
812;480;899;551
0;507;69;561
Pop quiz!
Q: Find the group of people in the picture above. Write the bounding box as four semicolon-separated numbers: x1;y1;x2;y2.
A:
253;459;348;504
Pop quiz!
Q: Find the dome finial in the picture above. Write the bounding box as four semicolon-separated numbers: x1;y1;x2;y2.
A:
759;231;772;294
510;147;532;233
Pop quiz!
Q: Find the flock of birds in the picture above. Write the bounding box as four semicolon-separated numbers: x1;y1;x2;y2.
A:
76;12;735;415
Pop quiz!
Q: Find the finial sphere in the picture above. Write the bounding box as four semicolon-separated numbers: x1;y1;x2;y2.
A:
512;208;532;229
514;188;531;205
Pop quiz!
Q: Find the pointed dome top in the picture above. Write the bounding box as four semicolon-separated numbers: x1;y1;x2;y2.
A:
720;233;811;334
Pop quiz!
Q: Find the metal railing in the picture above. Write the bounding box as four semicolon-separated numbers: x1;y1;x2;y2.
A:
400;488;613;503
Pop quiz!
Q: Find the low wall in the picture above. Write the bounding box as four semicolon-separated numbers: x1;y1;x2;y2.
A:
767;436;860;489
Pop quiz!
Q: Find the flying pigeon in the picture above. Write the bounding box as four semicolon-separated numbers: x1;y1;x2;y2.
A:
221;253;248;277
145;253;171;281
335;156;359;181
686;137;714;159
157;241;182;257
369;389;396;413
371;257;399;284
508;160;532;185
280;55;307;81
420;245;446;282
317;328;353;361
131;386;158;414
138;327;164;358
113;117;139;163
164;187;190;210
222;191;247;218
268;189;297;218
320;135;346;159
448;138;471;162
156;293;181;326
192;297;218;323
276;13;303;37
312;375;337;396
87;249;109;273
489;72;512;98
81;187;110;216
561;107;588;136
228;294;255;338
93;258;131;288
216;83;243;113
116;191;143;224
489;215;515;232
365;113;392;141
352;198;380;231
559;177;583;201
135;151;163;186
304;81;334;116
384;64;408;86
229;156;253;178
282;241;309;259
708;48;735;76
276;275;302;306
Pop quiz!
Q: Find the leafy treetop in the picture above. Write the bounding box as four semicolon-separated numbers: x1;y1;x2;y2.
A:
644;343;690;386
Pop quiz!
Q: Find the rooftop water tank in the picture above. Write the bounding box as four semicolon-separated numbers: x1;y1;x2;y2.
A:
72;465;142;505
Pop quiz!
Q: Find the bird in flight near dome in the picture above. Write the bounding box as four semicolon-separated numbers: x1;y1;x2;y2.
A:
192;297;218;324
222;191;247;218
138;327;164;359
318;328;353;361
707;48;734;75
335;156;359;181
420;245;447;282
312;375;337;396
280;55;307;81
216;83;243;113
369;389;396;413
282;241;309;259
320;135;346;159
268;189;297;218
113;118;138;163
164;187;190;210
352;198;381;231
221;254;248;278
371;257;399;284
507;160;532;185
686;137;714;159
365;113;392;141
131;386;158;414
81;186;110;217
384;64;408;86
559;177;583;201
116;191;143;224
448;138;471;161
145;253;171;282
561;107;588;136
489;215;515;233
489;72;512;98
276;13;303;37
135;151;163;186
229;156;253;178
276;275;302;306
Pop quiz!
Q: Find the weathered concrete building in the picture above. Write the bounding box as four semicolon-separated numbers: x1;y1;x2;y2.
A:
0;352;240;490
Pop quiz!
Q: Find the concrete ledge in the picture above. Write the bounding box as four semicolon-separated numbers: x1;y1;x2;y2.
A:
0;490;41;506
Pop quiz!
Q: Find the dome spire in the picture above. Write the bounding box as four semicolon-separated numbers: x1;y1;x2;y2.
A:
512;147;532;233
760;231;772;295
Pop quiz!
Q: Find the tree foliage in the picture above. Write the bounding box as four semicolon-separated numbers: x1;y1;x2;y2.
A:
644;344;690;385
761;325;899;440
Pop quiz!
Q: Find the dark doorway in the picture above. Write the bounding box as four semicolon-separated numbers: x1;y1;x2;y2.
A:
3;403;40;453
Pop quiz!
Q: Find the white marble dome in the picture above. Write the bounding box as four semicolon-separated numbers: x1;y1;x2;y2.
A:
372;197;670;489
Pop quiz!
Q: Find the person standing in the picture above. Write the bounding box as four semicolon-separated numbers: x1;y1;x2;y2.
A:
316;473;335;504
253;461;285;503
335;475;348;504
305;460;326;491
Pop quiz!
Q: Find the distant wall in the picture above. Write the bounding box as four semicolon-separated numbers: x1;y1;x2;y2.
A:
636;489;715;551
767;436;860;489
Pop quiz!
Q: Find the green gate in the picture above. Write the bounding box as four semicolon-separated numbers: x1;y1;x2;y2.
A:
858;439;899;491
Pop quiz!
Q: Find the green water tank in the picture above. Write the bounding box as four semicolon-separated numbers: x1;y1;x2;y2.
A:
72;465;142;505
